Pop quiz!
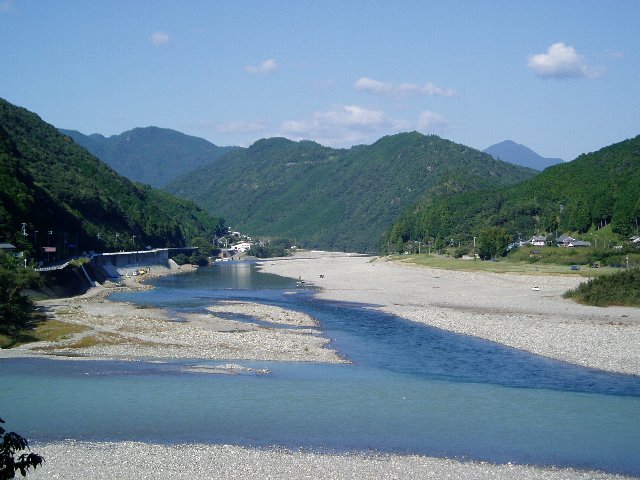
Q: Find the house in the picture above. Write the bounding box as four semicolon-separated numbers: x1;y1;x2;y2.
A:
566;240;591;248
528;235;546;246
556;234;591;248
230;242;253;253
556;234;577;247
0;242;17;254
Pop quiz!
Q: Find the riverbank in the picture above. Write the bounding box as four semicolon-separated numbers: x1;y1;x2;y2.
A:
1;262;343;364
258;251;640;376
26;441;635;480
5;254;639;480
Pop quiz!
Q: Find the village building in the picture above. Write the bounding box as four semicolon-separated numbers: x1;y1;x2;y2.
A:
528;235;547;246
230;242;253;253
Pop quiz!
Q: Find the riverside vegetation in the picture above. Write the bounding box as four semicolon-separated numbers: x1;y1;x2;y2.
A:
564;267;640;307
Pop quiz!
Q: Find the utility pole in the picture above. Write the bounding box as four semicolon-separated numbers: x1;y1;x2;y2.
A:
47;230;52;262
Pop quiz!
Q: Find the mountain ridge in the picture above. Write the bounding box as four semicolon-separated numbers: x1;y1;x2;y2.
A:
167;131;538;252
484;140;564;171
1;98;224;258
387;134;640;248
60;126;239;187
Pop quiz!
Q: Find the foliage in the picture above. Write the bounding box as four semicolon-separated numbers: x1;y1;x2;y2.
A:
0;417;43;479
385;134;640;249
563;267;640;306
167;132;536;253
506;244;640;268
170;253;189;266
60;127;239;188
0;252;40;337
0;98;225;260
188;237;214;266
477;227;510;260
247;239;293;258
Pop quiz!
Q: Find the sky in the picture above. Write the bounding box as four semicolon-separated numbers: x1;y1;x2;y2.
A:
1;1;639;161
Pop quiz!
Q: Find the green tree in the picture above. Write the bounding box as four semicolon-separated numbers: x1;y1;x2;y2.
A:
188;237;213;266
0;252;40;337
0;417;43;479
477;227;510;260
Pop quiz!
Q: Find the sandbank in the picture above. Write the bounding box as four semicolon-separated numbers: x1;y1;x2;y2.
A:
1;263;343;364
258;251;640;376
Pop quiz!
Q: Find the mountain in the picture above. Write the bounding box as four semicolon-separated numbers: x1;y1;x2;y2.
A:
484;140;564;171
0;98;225;258
59;127;239;187
387;135;640;247
166;132;537;252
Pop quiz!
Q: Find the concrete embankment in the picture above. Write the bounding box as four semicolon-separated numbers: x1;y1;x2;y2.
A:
32;248;191;299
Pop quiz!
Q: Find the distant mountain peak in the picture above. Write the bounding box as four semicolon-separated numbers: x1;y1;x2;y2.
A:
59;126;240;187
484;140;564;171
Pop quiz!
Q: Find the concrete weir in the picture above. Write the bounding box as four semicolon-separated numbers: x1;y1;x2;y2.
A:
35;247;196;298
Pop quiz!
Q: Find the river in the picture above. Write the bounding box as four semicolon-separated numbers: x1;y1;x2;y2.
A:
1;262;639;475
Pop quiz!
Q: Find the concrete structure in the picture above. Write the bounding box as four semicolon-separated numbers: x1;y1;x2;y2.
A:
90;247;196;278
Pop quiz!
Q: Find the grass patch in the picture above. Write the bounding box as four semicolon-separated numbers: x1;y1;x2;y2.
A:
394;245;639;277
394;254;610;276
58;332;169;350
0;319;88;348
31;320;88;342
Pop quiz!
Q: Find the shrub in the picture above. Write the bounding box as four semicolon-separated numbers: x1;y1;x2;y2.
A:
564;267;640;306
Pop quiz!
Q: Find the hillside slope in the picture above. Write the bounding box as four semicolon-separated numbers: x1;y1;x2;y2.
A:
484;140;564;170
167;132;537;252
388;135;640;247
0;98;224;259
60;127;239;187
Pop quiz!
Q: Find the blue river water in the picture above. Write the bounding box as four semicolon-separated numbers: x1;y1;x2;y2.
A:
1;262;639;475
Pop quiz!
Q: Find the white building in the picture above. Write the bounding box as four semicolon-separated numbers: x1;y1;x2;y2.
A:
230;242;253;253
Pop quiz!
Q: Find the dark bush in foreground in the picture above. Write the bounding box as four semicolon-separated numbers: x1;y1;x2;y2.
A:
1;417;44;479
564;268;640;306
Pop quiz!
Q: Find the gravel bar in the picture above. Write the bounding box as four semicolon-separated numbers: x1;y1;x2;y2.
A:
28;441;636;480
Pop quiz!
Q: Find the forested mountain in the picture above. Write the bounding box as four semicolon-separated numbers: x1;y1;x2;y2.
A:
166;132;537;252
60;127;239;187
388;135;640;248
0;98;224;259
484;140;564;170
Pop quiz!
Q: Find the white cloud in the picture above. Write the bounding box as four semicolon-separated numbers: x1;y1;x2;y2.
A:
150;31;170;46
355;77;457;98
244;59;279;76
418;111;448;133
279;104;409;147
527;42;603;79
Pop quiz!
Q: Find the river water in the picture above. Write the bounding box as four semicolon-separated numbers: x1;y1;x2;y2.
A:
1;262;639;475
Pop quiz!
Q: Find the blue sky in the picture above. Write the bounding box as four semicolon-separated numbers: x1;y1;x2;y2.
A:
1;1;638;160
